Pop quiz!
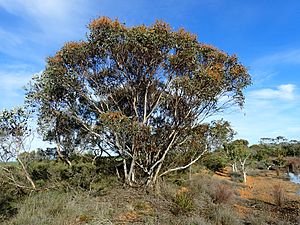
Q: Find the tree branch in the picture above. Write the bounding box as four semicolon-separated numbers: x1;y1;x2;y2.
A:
159;148;207;177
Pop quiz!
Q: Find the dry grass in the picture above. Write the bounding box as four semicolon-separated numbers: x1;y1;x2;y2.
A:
207;204;241;225
272;184;286;207
2;191;114;225
4;168;299;225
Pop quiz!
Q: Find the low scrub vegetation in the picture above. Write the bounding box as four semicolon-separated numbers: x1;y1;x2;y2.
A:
0;162;241;225
1;157;299;224
272;184;286;207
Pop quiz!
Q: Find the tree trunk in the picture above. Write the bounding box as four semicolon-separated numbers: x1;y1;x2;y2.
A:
56;139;72;167
128;154;136;184
17;157;36;189
123;158;128;180
234;162;238;172
243;171;247;183
145;163;161;187
241;162;247;183
231;162;238;172
232;163;235;172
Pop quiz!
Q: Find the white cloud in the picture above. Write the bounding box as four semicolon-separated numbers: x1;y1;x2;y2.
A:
254;49;300;66
0;0;93;61
0;0;92;34
211;83;300;144
0;64;38;108
0;28;37;61
0;0;82;25
0;0;65;17
248;84;296;100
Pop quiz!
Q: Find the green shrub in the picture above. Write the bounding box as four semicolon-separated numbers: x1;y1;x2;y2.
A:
68;162;98;189
0;166;28;221
173;192;195;214
28;161;106;191
28;161;50;181
273;156;287;167
0;186;18;222
201;152;227;172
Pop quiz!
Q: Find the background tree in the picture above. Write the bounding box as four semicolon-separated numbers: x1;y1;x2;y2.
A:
224;139;253;182
26;17;251;186
0;108;36;189
223;142;239;172
286;140;300;157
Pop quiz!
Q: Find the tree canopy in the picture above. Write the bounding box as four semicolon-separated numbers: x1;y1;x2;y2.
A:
26;17;251;186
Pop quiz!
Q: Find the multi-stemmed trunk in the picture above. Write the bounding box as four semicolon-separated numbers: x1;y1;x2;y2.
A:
239;158;248;183
231;161;238;172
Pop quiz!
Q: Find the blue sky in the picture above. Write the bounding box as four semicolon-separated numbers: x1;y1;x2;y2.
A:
1;0;300;144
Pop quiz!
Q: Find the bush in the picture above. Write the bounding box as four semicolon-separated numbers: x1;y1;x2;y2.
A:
158;180;178;199
187;216;213;225
27;160;112;192
272;184;286;207
29;161;50;181
208;204;241;225
273;156;287;167
0;166;28;222
245;212;268;225
201;152;227;172
2;190;113;225
0;184;18;222
230;172;243;183
212;183;234;204
68;162;98;189
173;191;195;214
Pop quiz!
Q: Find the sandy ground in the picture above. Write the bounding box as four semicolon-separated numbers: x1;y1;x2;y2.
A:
213;167;300;220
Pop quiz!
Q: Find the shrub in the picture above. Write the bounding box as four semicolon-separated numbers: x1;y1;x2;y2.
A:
208;204;241;225
0;188;18;222
173;192;195;214
272;184;286;207
28;161;108;192
0;166;29;222
230;172;243;182
245;212;268;225
187;216;213;225
69;162;98;189
2;190;113;225
28;161;50;181
273;156;287;167
212;183;234;204
188;174;214;193
158;180;177;198
201;152;227;172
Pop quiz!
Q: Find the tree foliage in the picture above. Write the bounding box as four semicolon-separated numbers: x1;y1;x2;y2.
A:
0;108;36;189
224;139;253;182
26;17;250;186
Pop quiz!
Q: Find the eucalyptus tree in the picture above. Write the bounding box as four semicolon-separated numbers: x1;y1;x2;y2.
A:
26;17;251;186
225;139;253;182
0;108;36;189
